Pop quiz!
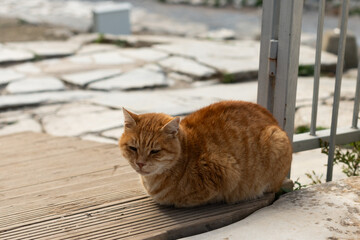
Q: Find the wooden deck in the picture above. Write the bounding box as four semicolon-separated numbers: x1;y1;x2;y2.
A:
0;132;275;239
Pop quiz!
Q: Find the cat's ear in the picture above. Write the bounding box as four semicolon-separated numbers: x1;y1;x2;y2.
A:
162;117;180;136
123;108;138;129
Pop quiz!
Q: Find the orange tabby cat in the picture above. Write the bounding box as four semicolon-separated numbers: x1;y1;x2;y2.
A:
119;101;292;207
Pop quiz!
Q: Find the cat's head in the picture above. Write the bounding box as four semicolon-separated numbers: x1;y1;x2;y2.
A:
119;108;182;176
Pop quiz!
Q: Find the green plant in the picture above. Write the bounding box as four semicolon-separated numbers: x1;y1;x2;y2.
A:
255;0;262;7
298;65;314;76
17;18;29;25
295;125;327;134
95;33;105;44
293;178;307;190
321;141;360;177
33;54;43;61
305;170;323;185
222;73;235;83
293;170;323;191
349;7;360;16
114;39;127;47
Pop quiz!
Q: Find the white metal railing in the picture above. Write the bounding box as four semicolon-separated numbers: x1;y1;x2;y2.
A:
257;0;360;181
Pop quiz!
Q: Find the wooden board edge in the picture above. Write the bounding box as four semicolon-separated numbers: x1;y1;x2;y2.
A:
137;193;275;240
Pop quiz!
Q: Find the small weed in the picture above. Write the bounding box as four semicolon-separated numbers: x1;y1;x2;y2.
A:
114;39;127;47
222;73;235;83
293;178;307;190
298;65;314;76
321;140;360;177
349;7;360;16
295;125;327;134
17;19;29;25
95;33;105;44
33;54;43;61
305;170;323;185
93;34;128;48
255;0;262;7
293;171;323;191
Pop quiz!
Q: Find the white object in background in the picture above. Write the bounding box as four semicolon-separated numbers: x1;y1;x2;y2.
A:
92;3;132;35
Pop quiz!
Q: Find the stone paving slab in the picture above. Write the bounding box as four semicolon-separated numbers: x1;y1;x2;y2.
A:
0;91;99;109
38;57;135;76
112;34;187;46
296;76;358;107
0;45;34;64
61;69;123;87
89;91;216;116
101;127;124;140
76;43;120;55
295;101;356;128
143;63;163;72
89;81;258;116
91;51;135;65
89;67;168;91
0;68;25;85
182;177;360;240
42;110;123;136
154;39;338;79
197;28;236;40
0;118;42;136
159;56;217;79
299;45;338;67
6;41;81;58
5;76;65;94
13;63;42;74
80;134;118;144
168;72;194;82
55;102;108;115
165;81;258;103
121;47;169;62
154;40;260;77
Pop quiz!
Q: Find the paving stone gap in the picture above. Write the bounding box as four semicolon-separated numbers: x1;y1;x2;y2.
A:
61;69;123;88
6;76;66;94
88;67;168;91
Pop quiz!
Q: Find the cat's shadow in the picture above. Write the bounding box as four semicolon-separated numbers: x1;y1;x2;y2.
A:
144;193;275;239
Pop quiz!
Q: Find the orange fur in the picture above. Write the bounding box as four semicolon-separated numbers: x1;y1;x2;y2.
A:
119;101;292;207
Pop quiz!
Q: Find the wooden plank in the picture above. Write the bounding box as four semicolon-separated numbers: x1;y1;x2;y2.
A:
0;195;274;240
0;132;105;166
0;132;275;239
0;145;126;189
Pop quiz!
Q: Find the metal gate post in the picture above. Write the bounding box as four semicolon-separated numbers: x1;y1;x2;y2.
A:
257;0;279;112
273;0;304;142
258;0;304;143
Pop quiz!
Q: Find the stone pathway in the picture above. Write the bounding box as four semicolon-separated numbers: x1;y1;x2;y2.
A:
0;32;358;185
182;177;360;240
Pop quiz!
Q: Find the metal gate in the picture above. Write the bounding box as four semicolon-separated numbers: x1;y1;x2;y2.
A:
257;0;360;181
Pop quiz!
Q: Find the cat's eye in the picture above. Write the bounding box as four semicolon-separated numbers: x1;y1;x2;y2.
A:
150;149;160;154
129;146;137;152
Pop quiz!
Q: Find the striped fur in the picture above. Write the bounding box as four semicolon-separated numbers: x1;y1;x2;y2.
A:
119;101;292;207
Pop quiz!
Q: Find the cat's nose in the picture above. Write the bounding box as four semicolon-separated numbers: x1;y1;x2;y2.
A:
136;162;145;169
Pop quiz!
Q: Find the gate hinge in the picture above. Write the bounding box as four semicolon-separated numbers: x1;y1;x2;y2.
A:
269;39;278;77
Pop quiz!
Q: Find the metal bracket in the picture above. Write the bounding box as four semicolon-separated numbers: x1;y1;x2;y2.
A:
269;39;278;77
